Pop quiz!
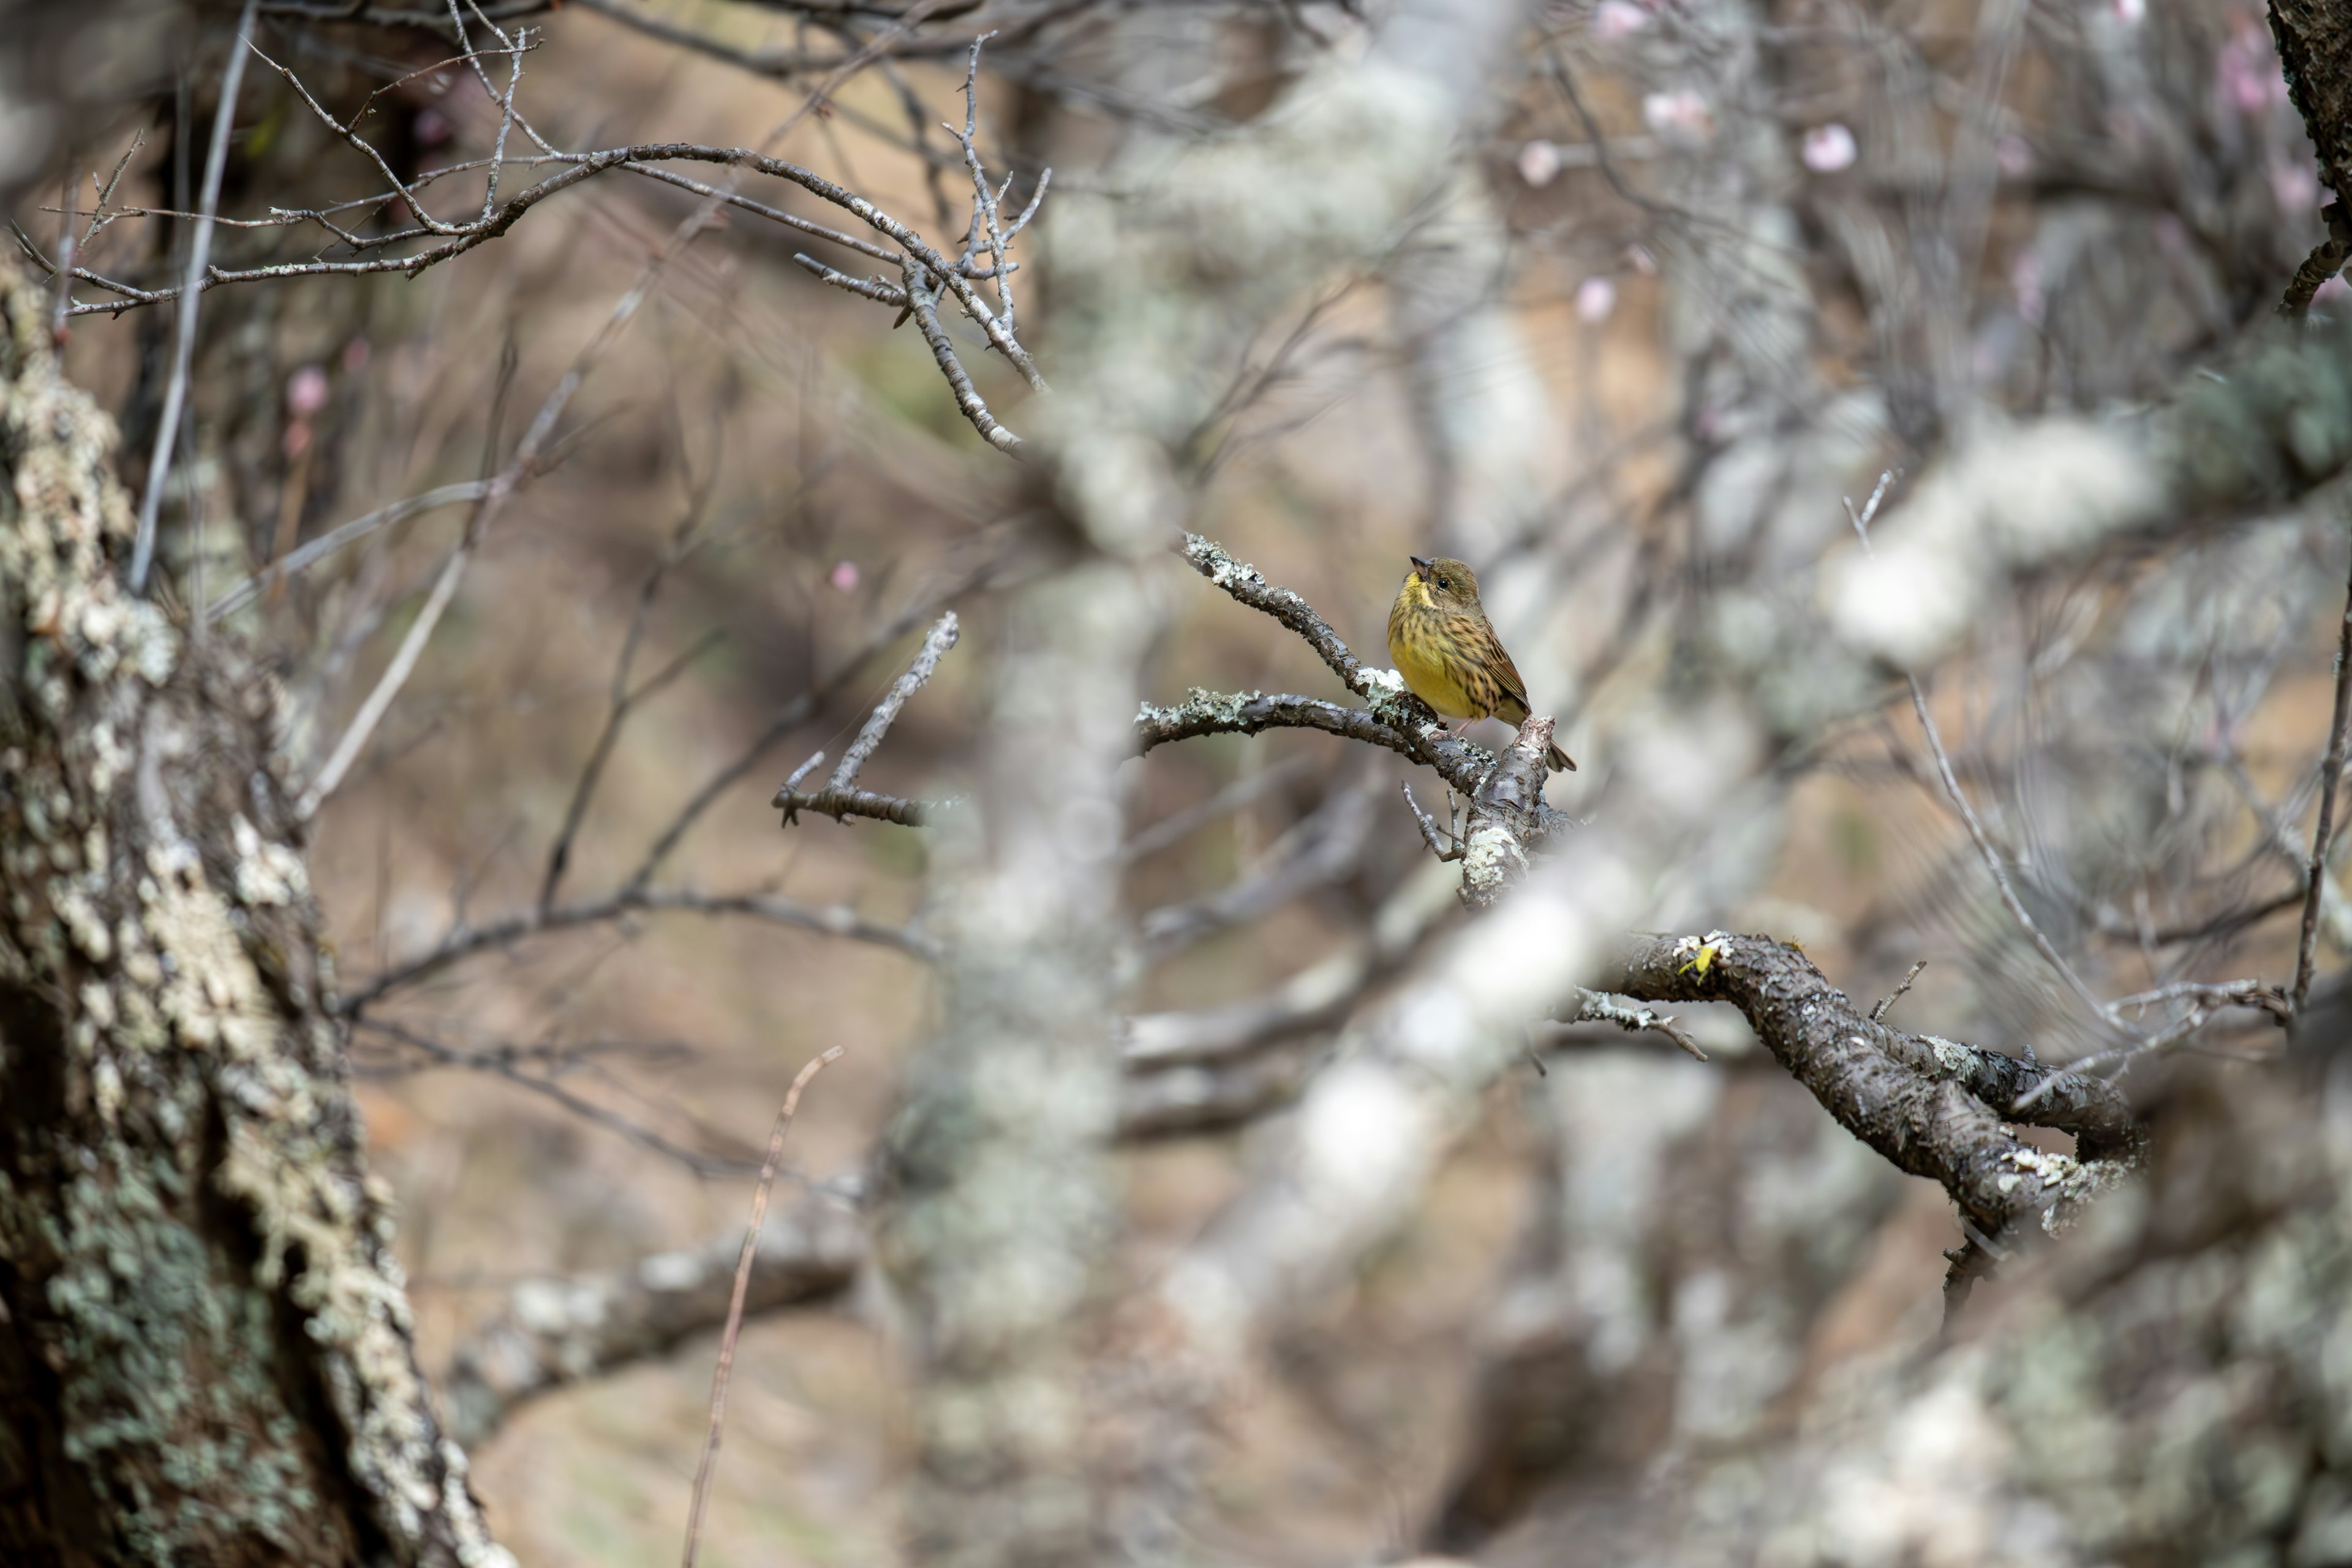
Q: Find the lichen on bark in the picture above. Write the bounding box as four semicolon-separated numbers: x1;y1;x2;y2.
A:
0;255;507;1567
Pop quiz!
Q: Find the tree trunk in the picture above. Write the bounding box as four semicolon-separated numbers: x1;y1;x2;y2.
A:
0;257;507;1567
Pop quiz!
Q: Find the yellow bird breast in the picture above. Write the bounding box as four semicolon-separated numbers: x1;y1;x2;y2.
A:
1389;620;1484;720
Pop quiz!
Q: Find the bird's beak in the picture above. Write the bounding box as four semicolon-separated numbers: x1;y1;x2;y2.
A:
1409;556;1433;579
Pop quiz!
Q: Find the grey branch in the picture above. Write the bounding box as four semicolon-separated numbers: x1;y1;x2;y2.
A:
1602;931;2144;1312
831;612;958;790
774;611;959;826
128;0;257;594
1565;988;1707;1061
442;1190;864;1446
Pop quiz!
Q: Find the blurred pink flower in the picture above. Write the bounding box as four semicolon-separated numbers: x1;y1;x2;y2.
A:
1996;135;2034;178
2270;160;2320;215
2316;274;2351;304
829;560;861;593
1517;140;1564;187
1642;88;1713;143
413;108;452;148
1592;0;1650;39
2217;22;2285;115
1575;277;1618;323
285;364;330;419
2112;0;2144;24
1801;123;1858;173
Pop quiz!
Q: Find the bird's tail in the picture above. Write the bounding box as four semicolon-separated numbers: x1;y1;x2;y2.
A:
1546;742;1576;773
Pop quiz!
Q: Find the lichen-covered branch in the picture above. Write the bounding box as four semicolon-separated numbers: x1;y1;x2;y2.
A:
0;256;509;1563
1603;930;2144;1305
441;1191;862;1447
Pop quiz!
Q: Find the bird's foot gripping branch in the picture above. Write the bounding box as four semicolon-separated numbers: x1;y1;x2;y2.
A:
1137;534;1575;902
1605;932;2147;1313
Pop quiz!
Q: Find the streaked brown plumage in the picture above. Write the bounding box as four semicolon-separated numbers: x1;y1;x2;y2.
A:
1387;555;1575;772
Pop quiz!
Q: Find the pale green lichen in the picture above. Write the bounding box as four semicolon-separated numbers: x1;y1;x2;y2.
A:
0;258;511;1566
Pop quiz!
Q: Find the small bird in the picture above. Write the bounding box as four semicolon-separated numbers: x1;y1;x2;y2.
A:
1387;555;1575;772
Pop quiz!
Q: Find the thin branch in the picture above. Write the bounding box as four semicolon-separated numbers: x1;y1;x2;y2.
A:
1401;779;1463;862
681;1045;845;1568
130;0;258;595
1121;755;1317;864
540;492;721;913
776;785;938;827
1847;476;2120;1032
300;532;473;818
355;1017;758;1176
205;480;492;619
1871;959;1928;1022
793;252;909;307
829;612;958;790
333;886;935;1017
631;570;988;889
899;256;1022;452
2294;529;2352;1017
1565;988;1707;1060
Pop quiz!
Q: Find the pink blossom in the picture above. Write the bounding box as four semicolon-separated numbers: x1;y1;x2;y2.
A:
1517;140;1564;188
1592;0;1650;39
285;365;330;419
1642;89;1713;143
1801;123;1857;173
1575;277;1618;323
829;560;861;593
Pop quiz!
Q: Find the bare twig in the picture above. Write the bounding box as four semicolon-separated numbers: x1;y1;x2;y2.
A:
628;570;989;891
680;1046;846;1568
777;786;938;827
1847;475;2119;1031
333;886;934;1017
1564;987;1708;1060
830;612;959;790
899;257;1022;453
205;480;492;620
1121;754;1317;863
1401;779;1463;862
540;493;721;913
772;611;959;826
2294;531;2352;1017
129;0;257;595
353;1017;758;1176
1871;959;1928;1022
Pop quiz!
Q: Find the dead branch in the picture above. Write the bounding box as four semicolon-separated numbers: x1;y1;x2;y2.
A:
682;1046;845;1568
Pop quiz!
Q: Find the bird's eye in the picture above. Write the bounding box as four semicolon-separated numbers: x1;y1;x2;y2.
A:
1437;576;1452;589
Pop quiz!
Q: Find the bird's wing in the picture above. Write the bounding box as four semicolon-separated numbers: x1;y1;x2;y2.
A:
1475;615;1535;723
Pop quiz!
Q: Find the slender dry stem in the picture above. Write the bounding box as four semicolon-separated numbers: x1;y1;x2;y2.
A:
680;1045;846;1568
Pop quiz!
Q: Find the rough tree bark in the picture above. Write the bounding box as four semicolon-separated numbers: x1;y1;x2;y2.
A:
0;257;508;1566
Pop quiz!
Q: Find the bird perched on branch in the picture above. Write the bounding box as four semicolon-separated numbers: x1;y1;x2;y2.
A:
1387;555;1576;772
